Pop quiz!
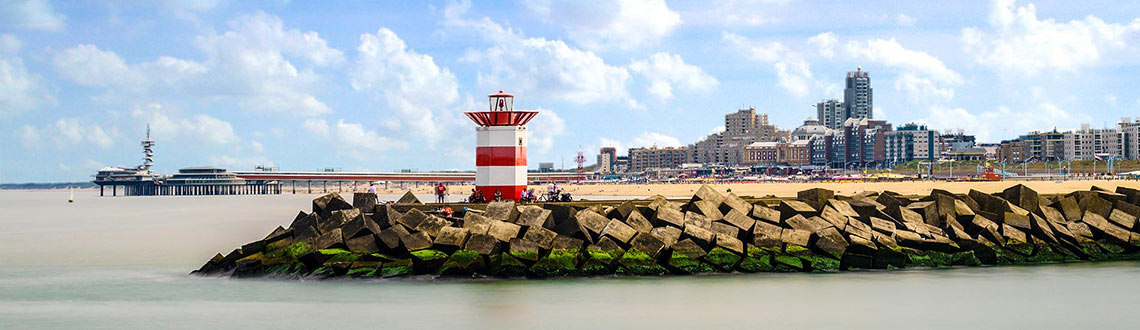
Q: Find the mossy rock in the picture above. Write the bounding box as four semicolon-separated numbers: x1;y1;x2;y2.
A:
800;254;839;272
773;254;806;272
584;248;621;266
309;266;336;278
784;244;811;256
438;250;486;276
266;240;310;258
667;253;715;274
703;247;741;272
840;253;874;270
1096;241;1127;256
346;267;378;277
319;248;359;263
872;248;907;269
577;258;612;276
1080;242;1109;261
530;249;578;277
737;254;773;273
380;259;413;278
411;249;449;275
1026;246;1075;263
616;249;667;276
951;251;982;266
1005;243;1034;257
490;253;529;277
994;249;1027;265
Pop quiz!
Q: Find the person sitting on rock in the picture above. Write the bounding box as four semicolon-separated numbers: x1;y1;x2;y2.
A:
494;189;503;201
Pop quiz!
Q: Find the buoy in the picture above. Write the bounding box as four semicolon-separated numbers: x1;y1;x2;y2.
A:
68;187;74;203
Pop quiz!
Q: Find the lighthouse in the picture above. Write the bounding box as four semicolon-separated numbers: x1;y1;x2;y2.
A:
465;91;538;202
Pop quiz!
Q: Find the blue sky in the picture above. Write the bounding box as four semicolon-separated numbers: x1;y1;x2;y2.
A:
2;0;1140;182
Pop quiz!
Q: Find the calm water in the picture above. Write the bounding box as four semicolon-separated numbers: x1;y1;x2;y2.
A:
2;190;1140;329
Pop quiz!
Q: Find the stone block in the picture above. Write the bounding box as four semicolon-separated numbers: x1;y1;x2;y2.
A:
847;234;878;256
655;206;685;228
843;217;874;240
462;212;493;235
709;222;740;239
703;247;742;272
1001;224;1028;245
714;235;745;255
551;235;584;251
484;201;519;222
376;229;400;250
784;214;830;233
684;212;712;229
1083;211;1131;243
463;233;500;255
522;226;558;249
516;206;554;228
629;233;667;258
870;217;896;234
721;209;756;232
682;225;716;249
625;210;654;234
608;200;637;220
315;228;346;250
508;238;541;262
751;204;781;224
341;215;382;240
819;206;849;228
402;232;433;251
692;184;725;204
780;228;811;247
319;208;361;234
827;200;861;219
1002;184;1039;213
798;188;834;208
1115;200;1140;219
575;210;610;240
600;219;637;244
1003;212;1031;230
1108;209;1138;231
352;192;378;212
1052;197;1083;222
778;200;818;220
953;199;976;217
397;209;428;229
906;201;938;226
692;200;724;221
722;193;753;215
1080;194;1113;219
434;226;470;248
313;193;353;215
650;226;682;248
395;191;421;204
671;238;708;259
438;250;486;276
487;220;522;243
415;215;451;238
812;227;849;259
346;234;378;252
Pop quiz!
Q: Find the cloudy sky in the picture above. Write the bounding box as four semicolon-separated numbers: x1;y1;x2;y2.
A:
2;0;1139;182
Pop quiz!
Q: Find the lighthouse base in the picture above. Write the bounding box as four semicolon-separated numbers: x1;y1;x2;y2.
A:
475;185;526;202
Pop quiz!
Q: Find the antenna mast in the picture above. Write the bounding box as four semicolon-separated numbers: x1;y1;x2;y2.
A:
140;124;155;171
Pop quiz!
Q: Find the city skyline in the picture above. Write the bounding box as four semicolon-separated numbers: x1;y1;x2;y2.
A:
3;0;1140;182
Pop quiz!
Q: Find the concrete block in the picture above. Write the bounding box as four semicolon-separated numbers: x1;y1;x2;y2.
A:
346;235;378;252
522;226;558;249
462;212;493;235
397;209;428;229
487;220;522;243
434;227;470;248
415;215;451;238
650;226;682;248
516;206;554;228
352;193;378;213
779;200;818;220
508;238;540;262
780;228;811;247
313;193;353;215
395;191;421;204
629;233;667;258
463;233;500;255
600;219;637;244
751;204;781;224
485;201;519;222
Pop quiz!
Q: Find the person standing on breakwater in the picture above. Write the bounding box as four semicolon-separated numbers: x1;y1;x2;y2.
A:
435;182;447;203
368;184;376;194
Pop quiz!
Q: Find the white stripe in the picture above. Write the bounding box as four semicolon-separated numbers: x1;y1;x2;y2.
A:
475;166;527;186
476;126;528;147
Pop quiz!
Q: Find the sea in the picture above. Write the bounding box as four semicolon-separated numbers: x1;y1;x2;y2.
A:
2;190;1140;329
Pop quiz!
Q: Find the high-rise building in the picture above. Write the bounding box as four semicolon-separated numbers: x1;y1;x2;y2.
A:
688;107;780;165
1064;124;1120;161
844;68;872;120
629;146;689;172
815;99;846;130
1118;118;1140;160
597;147;617;173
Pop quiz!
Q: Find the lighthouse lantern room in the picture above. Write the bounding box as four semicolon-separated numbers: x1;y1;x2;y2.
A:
465;91;538;202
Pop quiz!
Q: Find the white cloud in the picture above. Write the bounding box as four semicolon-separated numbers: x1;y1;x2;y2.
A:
0;0;66;31
895;13;917;27
1;39;53;116
250;140;264;153
709;125;726;135
629;132;682;148
351;27;462;145
446;2;635;107
962;0;1140;76
845;38;963;103
209;155;272;170
17;118;117;149
302;118;407;160
522;0;681;51
724;32;819;98
628;52;718;101
682;0;790;27
53;13;340;117
807;32;838;59
923;103;1088;142
526;108;567;156
130;103;238;145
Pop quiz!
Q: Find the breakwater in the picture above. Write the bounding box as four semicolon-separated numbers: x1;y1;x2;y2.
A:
193;184;1140;279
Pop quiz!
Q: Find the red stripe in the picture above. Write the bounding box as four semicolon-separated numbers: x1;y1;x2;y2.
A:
473;185;527;203
476;146;527;166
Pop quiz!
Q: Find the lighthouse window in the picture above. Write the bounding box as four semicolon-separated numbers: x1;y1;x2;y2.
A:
519;137;524;146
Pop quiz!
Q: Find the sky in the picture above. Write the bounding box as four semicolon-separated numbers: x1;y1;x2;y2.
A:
2;0;1140;182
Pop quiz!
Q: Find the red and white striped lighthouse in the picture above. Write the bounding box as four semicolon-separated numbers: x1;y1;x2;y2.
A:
464;91;538;202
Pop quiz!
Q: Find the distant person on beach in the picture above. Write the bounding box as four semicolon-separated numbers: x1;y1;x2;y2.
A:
435;183;447;203
368;184;376;194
